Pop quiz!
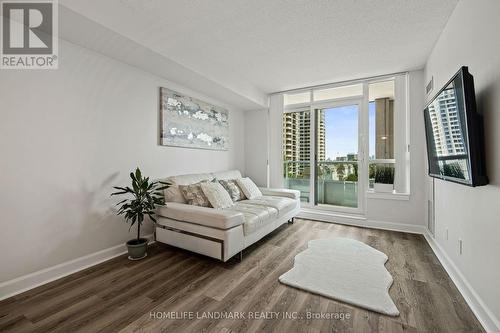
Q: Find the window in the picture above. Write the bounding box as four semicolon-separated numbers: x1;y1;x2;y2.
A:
315;105;360;208
368;80;396;189
281;74;408;212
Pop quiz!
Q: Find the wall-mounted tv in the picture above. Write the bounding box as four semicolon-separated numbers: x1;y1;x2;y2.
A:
423;66;488;186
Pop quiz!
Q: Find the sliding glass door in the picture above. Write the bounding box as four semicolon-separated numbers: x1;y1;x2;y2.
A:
283;99;365;213
313;100;364;213
315;102;362;211
282;75;404;215
283;100;365;213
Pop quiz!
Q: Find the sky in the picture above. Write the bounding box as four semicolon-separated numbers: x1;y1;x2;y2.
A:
323;102;375;159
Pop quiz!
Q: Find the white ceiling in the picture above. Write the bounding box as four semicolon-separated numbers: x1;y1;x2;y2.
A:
60;0;458;108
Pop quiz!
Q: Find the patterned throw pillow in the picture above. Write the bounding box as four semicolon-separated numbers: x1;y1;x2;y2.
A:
236;177;262;200
178;181;211;207
201;182;234;209
219;179;246;202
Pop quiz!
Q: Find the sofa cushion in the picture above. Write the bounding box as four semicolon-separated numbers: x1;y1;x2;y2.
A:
258;188;301;200
179;181;212;207
225;202;278;235
219;179;246;202
212;170;242;180
236;177;262;199
170;172;214;185
163;172;214;203
157;203;244;229
242;196;297;216
201;182;234;209
164;186;187;204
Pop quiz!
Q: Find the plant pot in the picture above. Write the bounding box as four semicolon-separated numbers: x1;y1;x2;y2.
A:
126;238;148;260
374;183;394;193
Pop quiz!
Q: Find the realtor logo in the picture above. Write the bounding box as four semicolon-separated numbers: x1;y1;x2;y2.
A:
1;0;58;69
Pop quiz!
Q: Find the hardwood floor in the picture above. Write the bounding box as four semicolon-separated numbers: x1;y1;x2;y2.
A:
0;219;484;333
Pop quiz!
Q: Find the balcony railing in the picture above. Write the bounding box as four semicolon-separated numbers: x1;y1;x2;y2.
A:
283;160;358;207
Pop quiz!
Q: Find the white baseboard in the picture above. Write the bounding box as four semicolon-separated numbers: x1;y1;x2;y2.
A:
423;231;500;333
298;209;427;234
365;219;427;234
0;234;154;301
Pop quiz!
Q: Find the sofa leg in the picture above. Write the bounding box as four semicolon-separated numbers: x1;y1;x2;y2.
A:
288;217;295;224
239;250;243;262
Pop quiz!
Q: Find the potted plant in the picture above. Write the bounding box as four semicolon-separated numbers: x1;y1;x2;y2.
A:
374;165;395;193
111;168;170;260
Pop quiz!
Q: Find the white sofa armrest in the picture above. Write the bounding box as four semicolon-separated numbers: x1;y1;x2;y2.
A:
258;187;300;200
156;203;245;230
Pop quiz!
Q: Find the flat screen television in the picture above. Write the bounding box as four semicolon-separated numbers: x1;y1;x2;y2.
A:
423;66;488;186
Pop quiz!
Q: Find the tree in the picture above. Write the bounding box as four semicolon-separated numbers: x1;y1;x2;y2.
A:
111;168;171;242
336;164;345;181
345;173;358;182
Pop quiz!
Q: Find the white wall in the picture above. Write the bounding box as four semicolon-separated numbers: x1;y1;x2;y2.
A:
0;39;245;283
244;95;282;189
424;0;500;330
244;109;268;187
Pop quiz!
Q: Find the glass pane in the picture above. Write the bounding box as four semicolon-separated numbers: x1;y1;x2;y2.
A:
369;80;395;160
283;110;311;203
313;84;362;101
424;75;470;181
284;92;310;105
316;105;359;208
369;163;395;189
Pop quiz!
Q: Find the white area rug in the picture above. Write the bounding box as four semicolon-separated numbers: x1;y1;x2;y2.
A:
279;238;399;316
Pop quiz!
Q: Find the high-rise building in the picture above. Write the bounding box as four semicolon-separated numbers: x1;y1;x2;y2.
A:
347;153;358;161
317;111;326;161
283;111;325;177
427;87;465;156
375;98;394;159
427;87;468;176
283;112;299;175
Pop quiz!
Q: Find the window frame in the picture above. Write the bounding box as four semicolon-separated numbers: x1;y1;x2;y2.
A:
282;73;410;207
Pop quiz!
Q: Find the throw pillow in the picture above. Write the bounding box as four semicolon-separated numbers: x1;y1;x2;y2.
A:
219;179;246;202
236;177;262;200
201;182;234;209
178;181;212;207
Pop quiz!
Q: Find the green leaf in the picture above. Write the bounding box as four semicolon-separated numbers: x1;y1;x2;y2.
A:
112;167;167;233
113;186;128;191
115;199;128;205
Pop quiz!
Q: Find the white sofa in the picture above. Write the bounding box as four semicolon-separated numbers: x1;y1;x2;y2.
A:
154;170;300;261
